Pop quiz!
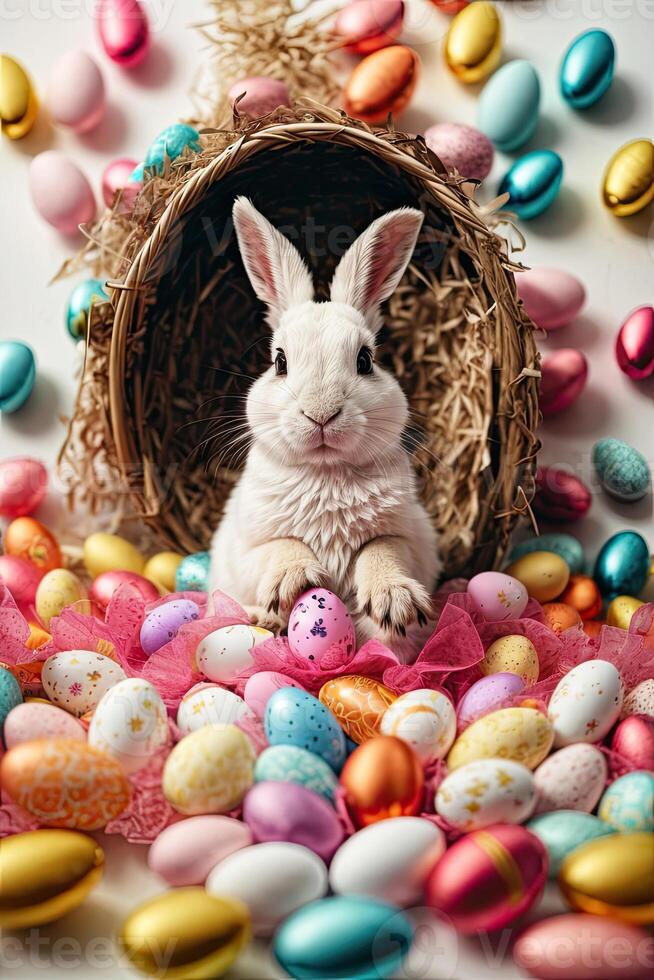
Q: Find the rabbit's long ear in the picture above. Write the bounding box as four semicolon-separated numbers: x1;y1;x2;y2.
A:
330;208;424;323
232;197;314;326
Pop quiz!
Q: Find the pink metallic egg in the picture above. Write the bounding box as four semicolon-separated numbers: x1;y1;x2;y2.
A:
457;672;526;731
228;77;291;119
540;349;588;417
534;467;591;523
90;570;160;610
611;714;654;770
47;50;105;133
514;266;586;331
243;781;345;862
29;151;96;235
4;701;86;748
97;0;150;68
101;157;139;208
0;555;44;613
243;671;306;717
0;457;47;517
616;305;654;380
334;0;405;56
288;589;355;665
467;571;529;622
424;122;494;182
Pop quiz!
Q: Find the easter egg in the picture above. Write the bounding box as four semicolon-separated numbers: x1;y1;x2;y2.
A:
541;602;582;635
602;138;654;217
243;781;344;862
548;660;623;747
47;50;105;132
42;650;126;716
510;533;585;574
447;707;554;770
499;150;564;220
1;739;130;829
144;123;201;174
101;156;139;208
593;438;650;502
560;29;615;108
533;743;607;815
505;551;570;603
583;620;605;639
96;0;150;67
599;771;654;833
343;45;419;124
444;1;501;84
424;122;494;182
607;594;645;630
0;555;43;611
482;635;539;684
621;679;654;719
319;675;396;743
118;889;250;980
456;672;526;730
1;54;38;140
329;817;445;906
175;550;210;592
265;687;347;771
527;812;615;878
616;305;654;380
88;678;168;773
436;758;536;831
334;0;405;55
163;723;255;815
140;597;200;656
540;348;588;416
534;466;592;523
513;267;586;332
426;824;547;932
379;688;456;760
35;569;87;627
559;575;602;620
83;531;144;577
339;735;424;828
142;551;182;592
4;701;85;748
288;589;355;664
89;570;160;610
611;715;654;770
5;516;61;571
559;832;654;924
254;745;338;802
177;683;252;735
594;531;650;598
478;60;540;151
65;278;109;341
148;815;252;887
196;624;273;684
29;151;95;234
0;457;48;517
274;896;414;980
206;842;328;936
466;570;528;621
0;340;36;413
228;76;291;118
0;666;23;734
244;671;305;717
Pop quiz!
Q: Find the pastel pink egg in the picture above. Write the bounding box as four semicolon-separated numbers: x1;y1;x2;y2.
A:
540;348;588;417
29;151;96;235
228;77;291;119
534;467;591;523
243;671;306;717
90;570;160;610
457;672;525;731
4;701;86;749
334;0;405;55
97;0;150;67
533;743;607;814
467;572;529;622
148;815;253;886
611;714;654;770
616;305;654;380
0;457;48;518
288;589;356;665
0;555;44;612
515;266;586;330
424;122;494;182
47;50;105;133
101;157;140;208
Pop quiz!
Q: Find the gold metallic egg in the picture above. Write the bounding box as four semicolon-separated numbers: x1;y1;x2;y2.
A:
559;575;603;620
444;1;501;84
602;138;654;217
559;832;654;924
447;706;553;770
119;888;251;978
481;635;539;684
339;735;424;828
143;551;182;592
0;830;104;928
1;54;38;139
343;45;420;124
504;551;570;603
319;675;396;743
541;602;583;635
607;595;645;630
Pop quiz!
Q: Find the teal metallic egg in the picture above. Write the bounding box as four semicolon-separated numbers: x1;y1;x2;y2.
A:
175;551;210;592
593;438;650;502
510;533;585;575
560;29;615;109
0;666;22;738
65;278;109;341
144;123;201;175
499;150;563;220
273;896;414;979
254;745;338;803
594;530;650;598
478;59;540;152
598;771;654;833
0;340;36;413
527;810;616;877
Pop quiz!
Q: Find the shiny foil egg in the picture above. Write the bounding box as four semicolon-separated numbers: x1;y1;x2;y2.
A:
594;531;650;598
196;624;273;685
602;138;654;217
334;1;404;55
0;340;36;413
319;675;396;743
88;677;168;773
559;575;603;620
447;706;554;771
340;735;424;828
65;279;109;341
89;570;160;610
606;594;645;630
228;76;291;118
4;516;62;571
288;589;355;665
343;45;420;123
175;550;210;592
436;758;537;831
144;122;201;175
444;1;501;84
533;743;607;816
0;456;47;518
254;745;339;803
541;602;582;635
0;555;44;613
466;570;528;621
593;437;650;502
616;305;654;380
505;551;570;603
509;532;585;575
499;150;564;220
101;156;139;208
35;569;87;627
527;812;615;878
265;687;346;771
424;122;494;182
560;29;615;108
96;0;150;67
548;659;623;747
478;59;540;151
598;771;654;833
47;50;105;133
243;781;345;863
481;635;539;685
456;672;526;731
83;531;144;577
163;723;255;815
611;715;654;771
540;348;588;416
148;814;253;887
29;151;96;234
534;466;591;522
514;266;586;331
42;649;126;716
558;832;654;924
1;54;38;139
140;597;200;656
142;550;183;591
380;688;457;760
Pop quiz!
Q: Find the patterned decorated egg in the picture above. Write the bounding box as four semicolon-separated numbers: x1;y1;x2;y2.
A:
0;457;48;518
513;267;586;332
611;715;654;770
621;679;654;719
593;438;650;502
243;781;344;863
228;76;291;118
83;532;144;577
560;29;615;108
4;701;85;748
96;0;150;68
379;688;456;761
42;650;126;717
4;516;61;572
319;675;396;743
265;688;346;771
35;569;87;627
340;735;423;828
343;45;420;123
602;138;654;217
140;597;200;655
505;551;570;603
89;570;160;610
616;305;654;380
1;738;130;829
540;348;588;416
447;707;554;770
456;672;525;730
478;59;540;151
1;54;38;140
542;602;583;634
177;683;253;735
175;551;210;592
436;758;537;831
288;589;355;664
65;279;110;341
598;771;654;833
559;832;654;924
445;1;501;84
142;551;182;592
254;745;338;802
163;723;255;815
0;666;23;735
466;571;528;621
594;531;651;598
424;122;494;182
148;815;252;887
499;150;564;220
244;671;305;717
88;678;168;773
607;595;645;630
28;152;96;235
533;743;607;815
144;123;201;174
527;811;616;877
334;0;405;55
559;575;602;620
549;660;623;747
482;635;539;685
47;49;105;133
196;624;273;684
534;466;591;523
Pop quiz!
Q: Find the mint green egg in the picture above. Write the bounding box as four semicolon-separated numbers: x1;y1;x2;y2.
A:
175;551;210;592
254;745;338;803
598;771;654;832
593;437;650;502
478;60;540;152
0;340;36;413
527;810;616;876
510;533;585;574
65;278;109;341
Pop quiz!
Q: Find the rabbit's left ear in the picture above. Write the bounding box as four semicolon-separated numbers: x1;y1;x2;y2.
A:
330;208;424;322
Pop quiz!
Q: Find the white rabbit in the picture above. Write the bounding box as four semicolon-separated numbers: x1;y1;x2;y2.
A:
209;197;441;661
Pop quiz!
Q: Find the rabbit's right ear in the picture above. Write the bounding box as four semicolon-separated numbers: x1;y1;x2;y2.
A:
232;197;314;326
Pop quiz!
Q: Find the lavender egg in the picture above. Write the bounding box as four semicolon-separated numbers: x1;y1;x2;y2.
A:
424;122;494;182
457;673;526;731
139;597;200;655
243;781;345;862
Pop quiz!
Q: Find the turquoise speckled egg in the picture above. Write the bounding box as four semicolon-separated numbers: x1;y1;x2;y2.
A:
598;771;654;832
175;551;210;592
65;278;109;341
478;59;540;152
500;150;563;220
510;533;585;575
560;29;615;109
144;123;201;175
254;745;338;803
594;531;650;598
0;666;23;735
527;810;616;877
273;896;414;980
593;438;650;503
0;340;36;413
265;688;346;773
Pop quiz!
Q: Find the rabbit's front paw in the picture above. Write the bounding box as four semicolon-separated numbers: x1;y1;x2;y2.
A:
257;559;331;616
358;576;433;636
244;605;286;634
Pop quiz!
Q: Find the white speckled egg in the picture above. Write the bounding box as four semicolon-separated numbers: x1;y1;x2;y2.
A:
162;723;255;815
482;635;539;685
177;683;253;735
42;650;126;717
533;743;607;814
621;679;654;719
4;701;86;748
195;624;273;684
88;678;168;773
436;758;537;831
548;660;624;747
380;689;456;761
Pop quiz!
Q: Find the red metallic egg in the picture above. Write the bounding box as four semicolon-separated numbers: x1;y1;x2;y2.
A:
0;457;48;518
611;714;654;770
540;349;588;417
339;735;424;828
534;467;592;523
616;306;654;381
334;0;405;55
89;570;160;610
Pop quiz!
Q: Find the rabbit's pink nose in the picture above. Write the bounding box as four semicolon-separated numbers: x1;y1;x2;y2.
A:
303;409;341;427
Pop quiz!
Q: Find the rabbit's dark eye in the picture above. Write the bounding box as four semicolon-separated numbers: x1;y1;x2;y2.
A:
357;346;374;375
274;349;287;375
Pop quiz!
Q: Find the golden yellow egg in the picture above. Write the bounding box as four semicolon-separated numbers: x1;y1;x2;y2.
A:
83;532;145;578
447;706;553;770
1;54;38;139
481;635;539;685
559;832;654;924
143;551;183;592
444;1;502;84
606;595;645;630
319;675;396;743
639;557;654;603
504;551;570;603
602;138;654;217
0;829;104;928
119;888;250;978
35;568;87;627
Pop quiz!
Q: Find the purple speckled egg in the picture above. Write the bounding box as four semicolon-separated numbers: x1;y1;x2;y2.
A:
244;671;306;717
242;781;345;862
4;701;86;748
288;589;355;665
424;122;494;182
457;672;526;731
139;597;200;656
467;572;529;622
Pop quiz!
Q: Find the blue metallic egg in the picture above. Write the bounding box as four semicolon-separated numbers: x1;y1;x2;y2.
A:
510;533;585;574
265;688;346;772
254;744;338;802
527;810;616;877
144;123;201;175
65;278;109;341
560;29;615;109
0;340;36;413
593;530;650;598
499;150;563;219
0;667;22;738
478;59;540;151
175;551;210;592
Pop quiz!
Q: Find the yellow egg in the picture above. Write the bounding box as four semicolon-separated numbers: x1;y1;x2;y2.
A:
602;138;654;217
444;1;502;84
1;54;38;139
607;595;645;630
504;551;570;603
559;832;654;924
163;724;255;815
481;635;539;685
143;551;183;592
83;532;145;578
0;829;104;928
35;568;87;627
119;888;250;979
447;706;553;770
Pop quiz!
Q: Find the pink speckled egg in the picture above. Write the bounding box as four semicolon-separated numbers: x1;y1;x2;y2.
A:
533;743;607;815
457;672;526;731
90;570;160;610
148;815;253;886
101;157;139;208
621;679;654;719
228;77;291;119
139;597;200;656
0;457;48;518
540;349;588;417
47;50;105;133
0;555;44;613
288;589;355;665
611;714;654;770
29;151;96;235
425;122;494;182
467;571;529;622
4;701;86;748
244;671;306;717
514;266;586;331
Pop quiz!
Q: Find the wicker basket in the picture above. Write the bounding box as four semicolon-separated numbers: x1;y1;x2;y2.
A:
59;103;540;578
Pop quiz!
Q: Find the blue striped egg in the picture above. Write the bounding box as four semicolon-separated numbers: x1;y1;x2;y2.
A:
594;531;650;598
560;29;615;109
175;551;210;592
510;533;585;575
527;810;616;876
0;341;36;414
0;667;23;737
65;278;109;341
592;438;650;502
598;771;654;833
254;745;338;803
478;60;540;151
499;150;564;219
265;688;346;772
144;123;201;175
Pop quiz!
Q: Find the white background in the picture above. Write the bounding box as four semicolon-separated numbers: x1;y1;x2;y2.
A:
1;0;652;977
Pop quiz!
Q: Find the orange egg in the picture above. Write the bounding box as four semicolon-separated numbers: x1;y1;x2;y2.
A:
343;45;420;124
559;575;603;620
4;517;62;572
319;675;396;744
26;621;51;649
542;602;582;635
339;735;424;828
582;620;604;640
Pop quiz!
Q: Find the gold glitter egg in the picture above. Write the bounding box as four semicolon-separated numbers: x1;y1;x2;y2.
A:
607;595;645;630
602;138;654;217
444;1;502;84
447;706;553;771
559;832;654;924
319;675;396;743
481;635;539;685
